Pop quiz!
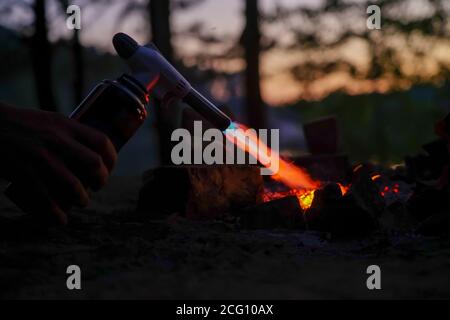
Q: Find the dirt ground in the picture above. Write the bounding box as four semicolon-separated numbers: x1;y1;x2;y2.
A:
1;176;450;299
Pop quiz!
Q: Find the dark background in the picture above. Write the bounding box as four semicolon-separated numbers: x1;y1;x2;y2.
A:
0;0;449;172
1;1;450;300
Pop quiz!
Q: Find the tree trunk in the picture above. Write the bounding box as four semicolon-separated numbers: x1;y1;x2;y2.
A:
72;29;84;105
148;0;174;63
148;0;174;164
243;0;266;129
31;0;57;111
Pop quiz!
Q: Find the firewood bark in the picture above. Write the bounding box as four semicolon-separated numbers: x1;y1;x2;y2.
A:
305;180;380;238
238;196;304;229
137;165;264;219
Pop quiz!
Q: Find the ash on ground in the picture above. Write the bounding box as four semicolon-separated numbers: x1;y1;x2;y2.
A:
1;177;450;299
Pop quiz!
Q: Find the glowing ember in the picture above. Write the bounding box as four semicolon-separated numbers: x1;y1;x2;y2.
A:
264;183;351;211
298;189;315;210
380;183;401;197
338;183;349;195
371;174;381;181
225;121;406;216
295;183;349;211
263;188;317;211
225;123;375;212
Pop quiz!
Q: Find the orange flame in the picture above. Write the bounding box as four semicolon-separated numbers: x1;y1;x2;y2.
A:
296;183;349;210
225;122;364;212
225;123;319;190
263;183;350;211
263;188;317;211
338;183;349;195
298;189;315;210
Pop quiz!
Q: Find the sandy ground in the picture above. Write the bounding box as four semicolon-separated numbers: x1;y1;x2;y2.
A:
1;176;450;299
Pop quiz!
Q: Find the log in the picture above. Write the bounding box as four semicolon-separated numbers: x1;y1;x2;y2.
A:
348;165;385;217
305;181;379;238
237;196;304;229
137;165;264;219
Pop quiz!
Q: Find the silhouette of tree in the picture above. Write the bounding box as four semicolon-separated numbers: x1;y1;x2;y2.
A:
0;0;111;109
119;0;206;163
148;0;173;62
71;28;84;105
31;0;57;111
147;0;174;164
242;0;265;129
261;0;450;95
57;0;84;105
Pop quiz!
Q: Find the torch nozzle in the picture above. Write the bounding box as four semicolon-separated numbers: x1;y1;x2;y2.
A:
183;89;231;131
113;33;139;59
112;32;232;131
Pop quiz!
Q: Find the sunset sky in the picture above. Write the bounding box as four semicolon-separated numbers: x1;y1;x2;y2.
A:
2;0;450;105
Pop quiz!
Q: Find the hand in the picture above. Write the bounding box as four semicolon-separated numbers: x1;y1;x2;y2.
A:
0;103;117;224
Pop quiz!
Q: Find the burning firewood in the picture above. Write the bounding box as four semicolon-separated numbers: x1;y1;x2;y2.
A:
303;167;382;238
237;196;304;229
348;165;385;217
137;165;264;219
304;183;343;229
185;165;264;219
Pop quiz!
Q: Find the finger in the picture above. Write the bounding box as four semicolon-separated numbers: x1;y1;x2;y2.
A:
48;135;110;191
34;148;90;208
67;120;118;172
